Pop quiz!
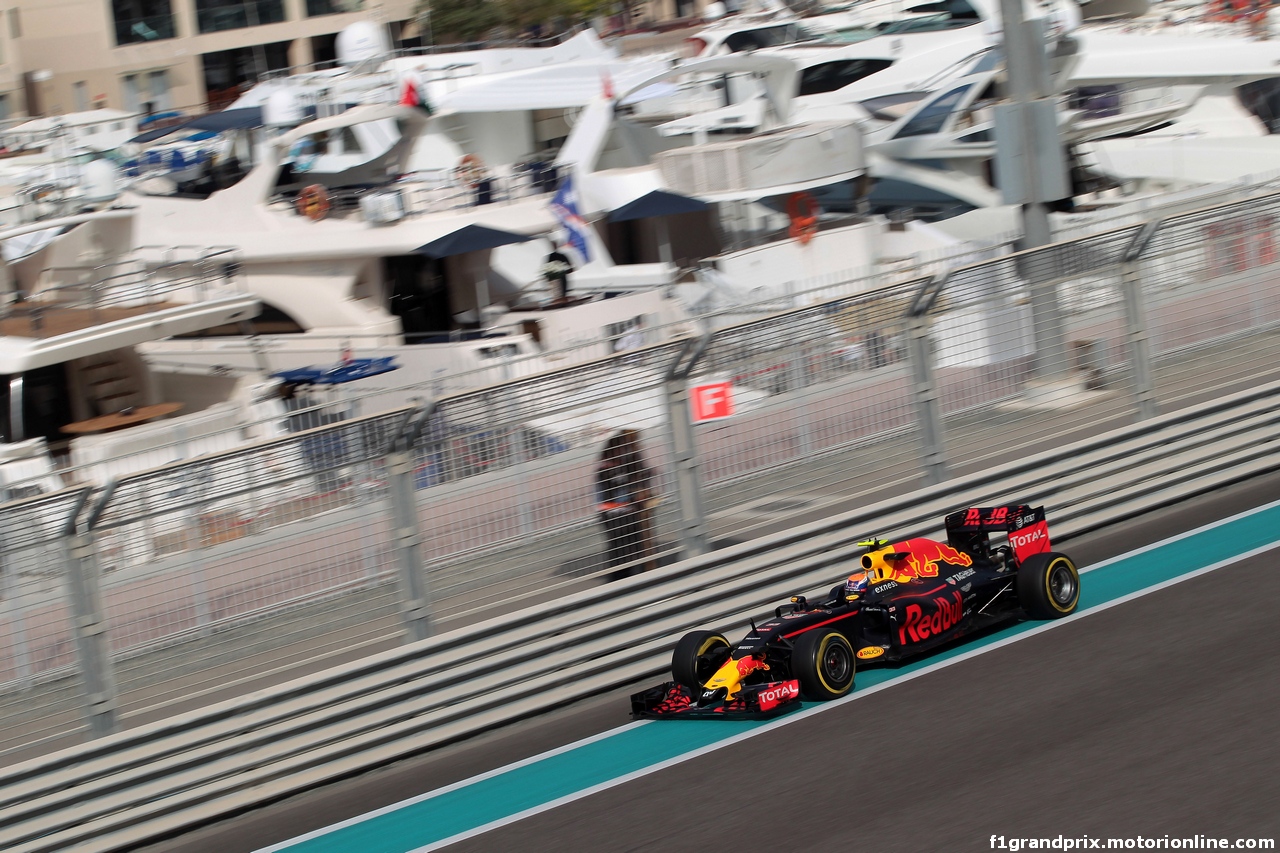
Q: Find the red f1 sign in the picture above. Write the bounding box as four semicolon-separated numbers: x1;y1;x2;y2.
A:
690;382;734;422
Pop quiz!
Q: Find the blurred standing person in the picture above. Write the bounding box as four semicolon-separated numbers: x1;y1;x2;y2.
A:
596;429;657;581
542;241;574;302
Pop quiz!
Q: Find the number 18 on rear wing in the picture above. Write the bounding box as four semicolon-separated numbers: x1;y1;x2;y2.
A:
944;504;1052;567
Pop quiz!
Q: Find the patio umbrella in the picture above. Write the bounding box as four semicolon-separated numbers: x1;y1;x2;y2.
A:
606;189;709;223
414;225;534;326
413;224;533;258
607;190;709;267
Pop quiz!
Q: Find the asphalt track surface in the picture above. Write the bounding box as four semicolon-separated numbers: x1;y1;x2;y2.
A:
142;473;1280;853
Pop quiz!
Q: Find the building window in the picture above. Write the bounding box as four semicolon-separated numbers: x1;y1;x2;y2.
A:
196;0;286;34
8;8;19;39
201;41;290;109
148;69;171;110
0;95;10;121
311;32;338;66
74;81;88;112
112;0;176;45
306;0;363;16
122;74;141;112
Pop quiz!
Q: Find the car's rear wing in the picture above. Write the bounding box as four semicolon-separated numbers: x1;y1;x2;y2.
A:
944;504;1052;566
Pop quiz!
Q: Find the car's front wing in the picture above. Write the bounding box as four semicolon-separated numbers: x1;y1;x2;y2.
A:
630;679;802;719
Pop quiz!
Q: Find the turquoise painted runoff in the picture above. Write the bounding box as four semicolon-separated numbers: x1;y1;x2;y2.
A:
269;502;1280;853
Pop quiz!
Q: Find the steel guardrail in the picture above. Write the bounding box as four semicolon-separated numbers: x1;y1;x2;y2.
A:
2;380;1278;852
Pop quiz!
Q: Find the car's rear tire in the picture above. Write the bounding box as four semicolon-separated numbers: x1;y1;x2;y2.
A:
792;630;855;700
1017;551;1080;619
671;630;731;689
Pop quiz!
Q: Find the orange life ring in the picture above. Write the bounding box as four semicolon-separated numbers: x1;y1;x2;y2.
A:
455;153;487;186
297;184;330;221
787;191;819;245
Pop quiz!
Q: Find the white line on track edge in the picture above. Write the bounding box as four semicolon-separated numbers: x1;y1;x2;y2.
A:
410;536;1280;853
252;722;651;852
1077;492;1280;573
258;497;1280;853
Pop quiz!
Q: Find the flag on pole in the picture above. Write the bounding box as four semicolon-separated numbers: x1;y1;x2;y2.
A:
399;75;433;115
549;174;591;264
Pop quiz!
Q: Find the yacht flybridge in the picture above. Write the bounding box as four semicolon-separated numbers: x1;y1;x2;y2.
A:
5;5;1280;502
0;210;296;501
121;55;921;396
122;101;696;395
764;0;1280;212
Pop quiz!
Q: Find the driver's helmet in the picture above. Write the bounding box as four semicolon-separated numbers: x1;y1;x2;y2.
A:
844;570;870;597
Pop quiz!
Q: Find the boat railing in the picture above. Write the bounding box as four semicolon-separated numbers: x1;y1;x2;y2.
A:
248;30;582;90
18;246;246;331
13;181;84;225
277;163;563;222
131;245;247;301
1061;85;1183;121
1087;18;1269;38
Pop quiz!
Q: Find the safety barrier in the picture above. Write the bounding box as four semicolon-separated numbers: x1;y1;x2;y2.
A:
2;377;1277;853
6;186;1280;764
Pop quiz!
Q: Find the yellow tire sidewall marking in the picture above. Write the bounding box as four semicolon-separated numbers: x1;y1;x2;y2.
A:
815;633;853;695
1046;556;1080;613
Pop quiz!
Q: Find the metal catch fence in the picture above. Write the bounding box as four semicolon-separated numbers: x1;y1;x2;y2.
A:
4;188;1280;764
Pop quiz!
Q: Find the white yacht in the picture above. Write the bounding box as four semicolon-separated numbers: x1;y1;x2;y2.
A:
745;0;1280;217
0;209;303;502
140;46;998;359
0;111;139;228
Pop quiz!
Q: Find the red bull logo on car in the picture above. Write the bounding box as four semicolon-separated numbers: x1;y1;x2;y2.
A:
734;656;770;678
869;538;973;583
898;590;965;644
704;654;770;701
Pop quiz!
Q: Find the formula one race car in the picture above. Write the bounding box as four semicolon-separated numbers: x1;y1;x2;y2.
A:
631;504;1080;719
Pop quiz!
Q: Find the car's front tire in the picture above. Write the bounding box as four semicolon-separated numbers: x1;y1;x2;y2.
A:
792;630;856;700
1017;552;1080;619
671;630;731;689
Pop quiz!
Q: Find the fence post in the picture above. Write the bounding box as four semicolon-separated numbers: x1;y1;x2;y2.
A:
1121;221;1160;421
907;275;949;485
665;336;713;559
0;548;34;687
385;404;434;643
62;485;119;738
787;337;815;457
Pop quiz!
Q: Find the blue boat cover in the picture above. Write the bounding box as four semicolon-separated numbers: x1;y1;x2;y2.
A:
130;106;266;144
272;357;400;385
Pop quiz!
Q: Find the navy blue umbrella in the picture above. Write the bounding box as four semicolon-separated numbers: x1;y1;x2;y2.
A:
607;190;709;266
607;190;709;222
129;106;266;144
414;224;533;258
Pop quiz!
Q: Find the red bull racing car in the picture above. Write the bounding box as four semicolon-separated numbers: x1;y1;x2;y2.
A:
631;504;1080;719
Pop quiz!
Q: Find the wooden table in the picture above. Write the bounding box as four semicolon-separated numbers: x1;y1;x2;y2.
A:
61;402;185;435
